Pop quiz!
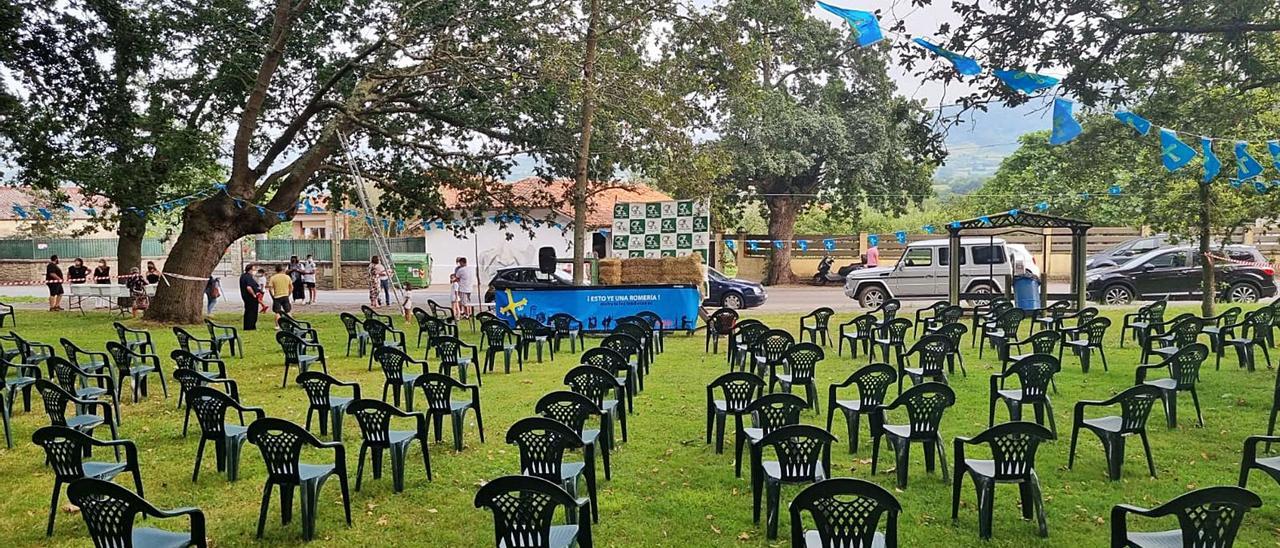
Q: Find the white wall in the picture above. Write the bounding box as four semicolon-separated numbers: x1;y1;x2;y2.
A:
424;208;574;286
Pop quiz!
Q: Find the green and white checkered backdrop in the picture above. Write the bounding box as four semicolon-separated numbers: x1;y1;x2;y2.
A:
610;199;710;261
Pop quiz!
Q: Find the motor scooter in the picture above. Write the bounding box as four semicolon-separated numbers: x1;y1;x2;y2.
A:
812;255;860;285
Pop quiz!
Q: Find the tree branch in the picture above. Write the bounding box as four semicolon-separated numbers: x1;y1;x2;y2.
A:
230;0;308;189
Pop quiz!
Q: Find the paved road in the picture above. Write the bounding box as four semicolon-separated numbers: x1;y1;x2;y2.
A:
0;278;1074;314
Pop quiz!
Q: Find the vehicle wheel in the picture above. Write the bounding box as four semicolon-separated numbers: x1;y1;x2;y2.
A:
858;286;887;309
1228;282;1260;303
964;282;997;307
1102;284;1134;305
722;292;744;309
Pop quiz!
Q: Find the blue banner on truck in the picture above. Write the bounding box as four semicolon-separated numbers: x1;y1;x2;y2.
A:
493;285;701;332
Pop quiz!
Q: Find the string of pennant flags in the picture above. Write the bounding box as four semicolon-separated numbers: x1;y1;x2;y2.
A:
816;2;1280;193
726;184;1132;254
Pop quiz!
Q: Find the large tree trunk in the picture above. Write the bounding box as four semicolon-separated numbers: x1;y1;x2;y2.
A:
143;202;244;324
764;196;799;285
571;0;600;285
1197;182;1215;316
116;212;146;281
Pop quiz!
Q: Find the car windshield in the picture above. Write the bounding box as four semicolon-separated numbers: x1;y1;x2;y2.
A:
705;268;728;281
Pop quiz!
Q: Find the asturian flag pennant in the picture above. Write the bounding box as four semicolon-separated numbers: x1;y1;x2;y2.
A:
1201;137;1221;183
993;69;1059;94
37;207;52;220
822;238;836;251
867;234;879;247
83;207;96;217
797;240;809;252
815;2;884;47
912;38;982;75
724;240;736;252
1235;141;1264;181
276;211;288;221
1049;98;1083;145
12;205;27;219
747;240;760;252
772;240;785;250
1268;140;1280;172
978;215;991;225
1113;111;1152;136
894;231;907;244
1034;201;1049;212
922;224;935;234
61;204;75;213
255;205;266;215
1008;208;1020;218
303;199;314;215
1158;128;1196;172
1108;184;1122;196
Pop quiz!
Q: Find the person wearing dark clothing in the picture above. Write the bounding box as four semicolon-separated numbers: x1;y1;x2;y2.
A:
46;255;64;311
92;259;110;284
67;258;89;285
239;264;261;331
145;261;161;285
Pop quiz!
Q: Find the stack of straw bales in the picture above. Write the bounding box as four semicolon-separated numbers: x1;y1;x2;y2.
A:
601;254;703;285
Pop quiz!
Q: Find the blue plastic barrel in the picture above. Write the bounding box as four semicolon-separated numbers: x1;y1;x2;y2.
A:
1013;276;1041;310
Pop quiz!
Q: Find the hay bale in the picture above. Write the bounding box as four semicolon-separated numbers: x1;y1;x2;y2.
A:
613;254;703;285
598;258;623;285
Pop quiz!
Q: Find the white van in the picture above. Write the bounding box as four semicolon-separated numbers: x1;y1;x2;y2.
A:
843;238;1016;307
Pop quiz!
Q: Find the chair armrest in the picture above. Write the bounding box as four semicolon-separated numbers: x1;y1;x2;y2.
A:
10;362;42;379
95;437;140;465
1243;435;1280;461
1132;362;1166;383
333;380;361;400
31;341;56;354
468;384;482;405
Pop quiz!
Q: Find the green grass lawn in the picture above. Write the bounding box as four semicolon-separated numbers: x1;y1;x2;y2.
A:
1;305;1278;546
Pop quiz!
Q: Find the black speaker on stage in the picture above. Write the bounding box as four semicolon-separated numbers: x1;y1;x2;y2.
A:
538;246;557;275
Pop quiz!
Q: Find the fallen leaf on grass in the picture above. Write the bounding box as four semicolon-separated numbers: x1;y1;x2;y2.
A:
62;503;79;514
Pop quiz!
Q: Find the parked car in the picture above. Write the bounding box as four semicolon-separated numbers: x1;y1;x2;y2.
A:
705;267;767;309
483;267;577;302
1086;245;1276;304
843;238;1014;308
1086;234;1169;269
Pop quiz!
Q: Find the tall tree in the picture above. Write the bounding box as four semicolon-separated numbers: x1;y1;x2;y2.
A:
672;0;943;284
0;0;224;275
102;0;588;323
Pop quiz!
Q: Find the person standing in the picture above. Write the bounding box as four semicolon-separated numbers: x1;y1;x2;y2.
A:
455;257;476;319
92;259;111;284
368;255;388;307
268;264;293;328
204;276;221;315
239;264;261;330
45;255;64;311
288;256;305;304
301;254;318;305
864;240;880;268
67;258;89;285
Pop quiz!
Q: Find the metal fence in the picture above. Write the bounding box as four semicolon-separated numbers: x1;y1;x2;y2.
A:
0;238;165;259
255;238;425;262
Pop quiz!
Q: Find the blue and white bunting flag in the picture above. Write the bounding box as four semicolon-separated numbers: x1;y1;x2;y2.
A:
1235;141;1264;181
1113;111;1152;136
993;70;1059;94
815;2;884;47
1202;137;1221;183
912;38;981;76
1049;98;1082;145
1158;128;1196;172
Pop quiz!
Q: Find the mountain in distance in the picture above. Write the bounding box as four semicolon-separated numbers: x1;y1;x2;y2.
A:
933;101;1048;195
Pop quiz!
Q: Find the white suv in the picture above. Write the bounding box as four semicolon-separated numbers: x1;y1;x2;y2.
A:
843;238;1016;308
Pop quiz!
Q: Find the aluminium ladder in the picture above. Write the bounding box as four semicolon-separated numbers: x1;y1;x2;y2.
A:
336;130;405;306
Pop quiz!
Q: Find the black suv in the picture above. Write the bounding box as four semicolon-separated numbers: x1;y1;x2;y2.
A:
1086;245;1276;304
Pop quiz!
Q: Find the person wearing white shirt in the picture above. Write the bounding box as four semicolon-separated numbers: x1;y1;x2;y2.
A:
301;254;318;304
454;257;477;319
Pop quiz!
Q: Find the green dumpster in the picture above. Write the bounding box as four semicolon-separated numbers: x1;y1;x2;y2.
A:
393;253;431;289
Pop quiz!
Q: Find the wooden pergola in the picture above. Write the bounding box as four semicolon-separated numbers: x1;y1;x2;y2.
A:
946;211;1093;309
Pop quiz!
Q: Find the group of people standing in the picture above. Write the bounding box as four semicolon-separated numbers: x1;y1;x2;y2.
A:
44;255;161;316
236;255;319;331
